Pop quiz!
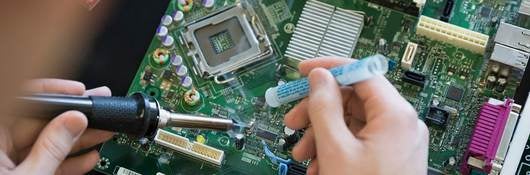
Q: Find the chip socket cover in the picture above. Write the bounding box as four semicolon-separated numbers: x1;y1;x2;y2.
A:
183;3;272;79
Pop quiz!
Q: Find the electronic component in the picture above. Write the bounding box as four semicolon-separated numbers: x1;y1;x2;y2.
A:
183;3;273;78
161;36;174;47
401;42;418;69
116;166;141;175
161;15;173;26
519;0;530;16
154;129;224;166
177;0;193;12
256;129;278;141
426;106;449;127
402;70;426;87
156;26;169;38
153;48;170;65
490;44;529;71
287;163;307;175
446;86;464;101
440;0;454;22
461;99;516;174
494;23;530;53
171;55;183;66
234;133;245;150
173;11;184;23
284;0;364;63
364;0;422;16
416;16;489;54
183;88;201;105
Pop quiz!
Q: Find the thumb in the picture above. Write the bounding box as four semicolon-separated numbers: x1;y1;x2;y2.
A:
15;111;87;174
307;68;352;147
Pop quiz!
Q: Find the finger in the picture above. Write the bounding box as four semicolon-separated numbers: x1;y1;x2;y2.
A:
291;128;315;161
84;86;111;96
24;79;85;95
307;68;354;150
285;87;354;130
298;57;355;76
56;151;100;175
307;158;318;175
284;99;309;129
352;76;415;123
71;129;114;153
15;111;87;174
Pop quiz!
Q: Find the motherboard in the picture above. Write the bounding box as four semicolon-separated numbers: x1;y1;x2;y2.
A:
94;0;530;174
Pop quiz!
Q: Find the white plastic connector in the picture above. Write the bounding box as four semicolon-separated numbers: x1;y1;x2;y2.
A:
416;16;489;54
154;129;224;166
401;42;418;69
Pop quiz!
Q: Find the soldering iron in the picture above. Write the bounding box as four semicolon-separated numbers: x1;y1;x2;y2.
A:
17;93;235;137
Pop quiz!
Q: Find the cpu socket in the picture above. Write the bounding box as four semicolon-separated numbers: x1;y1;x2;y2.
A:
183;3;272;79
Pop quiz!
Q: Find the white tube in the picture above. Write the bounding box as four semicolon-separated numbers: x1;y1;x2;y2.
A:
265;54;389;107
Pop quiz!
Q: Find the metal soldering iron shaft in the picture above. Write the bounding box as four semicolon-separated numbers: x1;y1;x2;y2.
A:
157;109;234;131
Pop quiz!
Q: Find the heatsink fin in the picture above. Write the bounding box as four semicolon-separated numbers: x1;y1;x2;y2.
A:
285;0;363;62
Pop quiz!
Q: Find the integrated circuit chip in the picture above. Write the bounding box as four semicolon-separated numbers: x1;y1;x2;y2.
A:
446;86;464;101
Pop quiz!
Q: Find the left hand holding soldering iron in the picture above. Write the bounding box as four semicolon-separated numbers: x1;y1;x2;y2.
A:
0;79;115;175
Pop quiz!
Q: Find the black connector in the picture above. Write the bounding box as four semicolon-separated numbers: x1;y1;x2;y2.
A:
440;0;454;22
402;71;427;87
287;163;307;175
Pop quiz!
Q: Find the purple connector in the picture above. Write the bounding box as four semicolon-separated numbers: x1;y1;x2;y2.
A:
461;99;513;174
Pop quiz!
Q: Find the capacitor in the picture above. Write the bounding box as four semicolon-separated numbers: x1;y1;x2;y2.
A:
160;15;173;26
181;76;193;88
499;68;510;78
173;11;184;23
490;64;500;74
156;26;168;38
138;137;149;145
176;66;188;76
157;154;171;165
171;55;183;66
161;35;174;47
203;0;215;8
497;78;507;86
284;126;295;136
283;128;299;150
184;88;200;105
278;138;286;146
235;133;245;150
487;75;497;84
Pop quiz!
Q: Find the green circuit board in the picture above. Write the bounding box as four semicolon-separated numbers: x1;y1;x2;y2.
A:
95;0;529;174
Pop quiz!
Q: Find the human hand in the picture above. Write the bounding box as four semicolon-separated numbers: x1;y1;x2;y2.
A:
0;79;115;175
284;58;429;174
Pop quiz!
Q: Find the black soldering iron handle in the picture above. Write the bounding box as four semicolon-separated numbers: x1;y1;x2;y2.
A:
18;93;160;137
